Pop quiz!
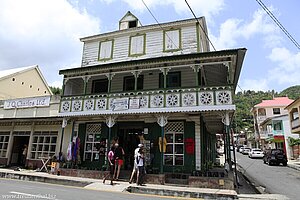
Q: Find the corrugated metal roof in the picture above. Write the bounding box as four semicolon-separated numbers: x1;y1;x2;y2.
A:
254;97;294;107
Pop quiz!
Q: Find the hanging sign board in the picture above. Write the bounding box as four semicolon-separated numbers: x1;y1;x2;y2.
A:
129;98;140;109
4;96;51;109
111;98;129;111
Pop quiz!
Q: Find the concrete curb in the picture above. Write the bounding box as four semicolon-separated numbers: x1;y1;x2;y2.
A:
127;186;238;200
287;163;300;171
0;171;92;187
235;163;267;194
0;169;238;199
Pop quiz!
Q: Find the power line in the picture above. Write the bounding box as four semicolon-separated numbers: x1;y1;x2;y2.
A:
184;0;217;51
141;0;183;53
255;0;300;50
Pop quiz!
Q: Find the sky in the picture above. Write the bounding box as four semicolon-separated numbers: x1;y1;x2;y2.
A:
0;0;299;93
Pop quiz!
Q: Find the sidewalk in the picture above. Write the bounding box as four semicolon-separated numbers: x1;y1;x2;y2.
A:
287;159;300;171
0;168;237;199
0;167;291;200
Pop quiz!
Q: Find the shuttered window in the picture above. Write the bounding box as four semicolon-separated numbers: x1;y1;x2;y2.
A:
130;35;145;56
99;40;113;60
164;29;181;52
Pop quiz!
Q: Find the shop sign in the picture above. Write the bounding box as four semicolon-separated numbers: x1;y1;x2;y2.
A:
111;98;129;111
129;98;140;109
4;96;51;109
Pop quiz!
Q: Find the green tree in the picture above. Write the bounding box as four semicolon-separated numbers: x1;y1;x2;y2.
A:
49;86;62;95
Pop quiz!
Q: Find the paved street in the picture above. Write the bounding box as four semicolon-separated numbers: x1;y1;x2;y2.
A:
0;178;191;200
235;151;300;200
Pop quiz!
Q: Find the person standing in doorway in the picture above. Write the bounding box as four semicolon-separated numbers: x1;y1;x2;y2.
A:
103;146;115;185
113;143;125;180
136;148;145;186
22;144;28;167
129;144;143;184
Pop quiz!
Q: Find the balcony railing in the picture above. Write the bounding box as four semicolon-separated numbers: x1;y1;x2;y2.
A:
59;87;233;115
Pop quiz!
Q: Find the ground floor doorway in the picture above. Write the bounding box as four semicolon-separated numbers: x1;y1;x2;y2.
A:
10;136;30;166
117;128;143;170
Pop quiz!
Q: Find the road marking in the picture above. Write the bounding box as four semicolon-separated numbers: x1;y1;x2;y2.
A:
10;191;60;200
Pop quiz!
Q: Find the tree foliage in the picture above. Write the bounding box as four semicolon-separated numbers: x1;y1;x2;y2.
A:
49;86;62;95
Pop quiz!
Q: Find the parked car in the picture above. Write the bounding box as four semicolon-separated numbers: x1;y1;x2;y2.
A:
242;147;251;155
263;149;287;166
239;146;245;153
236;145;244;152
248;148;264;158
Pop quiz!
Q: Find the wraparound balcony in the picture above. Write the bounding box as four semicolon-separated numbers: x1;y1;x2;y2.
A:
59;87;234;116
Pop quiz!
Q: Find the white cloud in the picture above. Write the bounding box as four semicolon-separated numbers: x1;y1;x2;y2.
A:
239;78;270;92
0;0;100;87
267;47;300;85
239;47;300;92
101;0;225;21
211;9;280;49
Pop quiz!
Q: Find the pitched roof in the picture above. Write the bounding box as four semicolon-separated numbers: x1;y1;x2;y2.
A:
254;97;294;108
0;65;53;95
0;65;36;80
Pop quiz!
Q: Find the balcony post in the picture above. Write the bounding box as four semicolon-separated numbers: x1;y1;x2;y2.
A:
156;114;168;174
83;76;91;95
132;70;141;91
62;78;69;96
105;115;117;165
105;73;115;93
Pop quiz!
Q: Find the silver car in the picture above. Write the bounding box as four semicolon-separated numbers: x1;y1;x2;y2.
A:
242;147;251;155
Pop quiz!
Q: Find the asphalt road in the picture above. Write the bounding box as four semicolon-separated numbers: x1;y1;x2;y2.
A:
0;178;193;200
235;151;300;200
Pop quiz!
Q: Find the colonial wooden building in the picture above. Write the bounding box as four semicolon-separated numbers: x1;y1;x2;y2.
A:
0;65;62;168
59;12;246;174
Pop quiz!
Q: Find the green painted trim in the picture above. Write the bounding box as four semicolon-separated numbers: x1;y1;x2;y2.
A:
98;39;114;61
163;28;182;53
128;34;146;57
196;24;201;52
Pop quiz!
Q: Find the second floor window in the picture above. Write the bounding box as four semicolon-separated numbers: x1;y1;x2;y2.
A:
123;75;144;91
91;79;108;94
99;40;113;60
129;34;145;56
164;29;181;52
159;72;181;88
273;108;281;115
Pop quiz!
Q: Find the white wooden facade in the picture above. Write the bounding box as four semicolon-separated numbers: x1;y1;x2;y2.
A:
59;13;246;172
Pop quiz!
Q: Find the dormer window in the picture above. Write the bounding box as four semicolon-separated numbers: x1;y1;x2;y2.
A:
128;20;137;28
119;11;140;30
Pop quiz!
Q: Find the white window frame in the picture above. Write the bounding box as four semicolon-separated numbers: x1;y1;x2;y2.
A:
129;34;145;56
164;131;184;166
84;124;103;161
31;131;58;159
164;29;181;52
0;132;10;158
99;40;113;60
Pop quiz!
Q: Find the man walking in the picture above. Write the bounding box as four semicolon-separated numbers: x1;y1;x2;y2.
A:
129;144;143;184
136;148;145;186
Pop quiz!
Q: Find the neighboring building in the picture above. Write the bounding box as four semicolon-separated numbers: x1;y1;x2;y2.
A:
58;12;246;176
285;98;300;159
0;65;63;168
251;97;294;148
259;114;297;160
0;65;52;100
285;97;300;135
